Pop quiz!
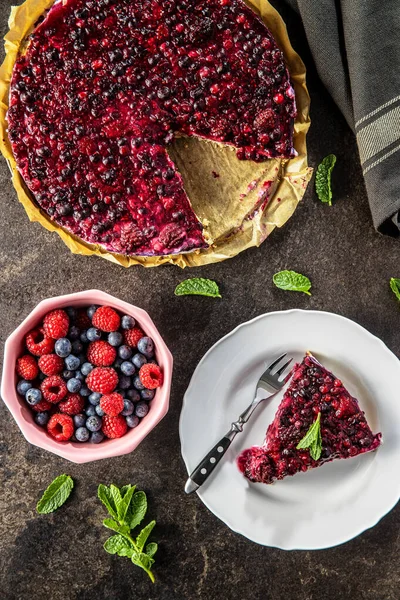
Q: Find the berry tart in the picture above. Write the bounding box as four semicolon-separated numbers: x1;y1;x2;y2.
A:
238;353;382;484
7;0;296;257
15;304;163;444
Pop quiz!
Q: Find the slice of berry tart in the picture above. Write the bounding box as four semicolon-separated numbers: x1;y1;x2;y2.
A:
238;353;381;484
7;0;296;257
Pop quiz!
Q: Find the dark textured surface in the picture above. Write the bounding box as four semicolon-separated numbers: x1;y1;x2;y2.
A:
0;2;399;599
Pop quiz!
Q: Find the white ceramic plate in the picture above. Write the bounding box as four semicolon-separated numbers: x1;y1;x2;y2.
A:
180;310;400;549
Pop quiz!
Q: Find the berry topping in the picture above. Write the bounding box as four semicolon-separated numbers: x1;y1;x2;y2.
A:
43;309;69;339
102;415;128;439
47;414;74;441
86;367;119;394
87;341;117;367
41;375;68;403
38;353;64;376
139;364;163;389
124;328;145;349
25;328;55;356
92;306;121;332
16;355;39;380
59;393;85;415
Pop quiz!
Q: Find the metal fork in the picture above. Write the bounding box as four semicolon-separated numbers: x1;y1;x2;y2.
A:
184;353;293;494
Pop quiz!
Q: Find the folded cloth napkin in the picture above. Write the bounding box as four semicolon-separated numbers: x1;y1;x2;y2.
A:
284;0;400;235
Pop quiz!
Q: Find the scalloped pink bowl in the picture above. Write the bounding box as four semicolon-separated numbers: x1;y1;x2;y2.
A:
1;290;173;464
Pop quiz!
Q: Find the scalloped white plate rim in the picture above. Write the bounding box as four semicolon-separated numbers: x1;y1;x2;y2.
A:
179;309;400;550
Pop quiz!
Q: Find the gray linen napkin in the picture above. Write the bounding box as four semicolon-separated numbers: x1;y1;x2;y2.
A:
284;0;400;235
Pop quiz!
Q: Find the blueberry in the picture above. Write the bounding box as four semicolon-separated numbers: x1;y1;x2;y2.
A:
86;415;102;432
121;315;135;330
87;327;102;342
133;375;145;390
80;330;89;344
65;354;80;370
126;389;141;402
63;369;75;380
121;361;135;376
35;412;49;426
132;353;147;369
55;338;72;358
119;375;131;390
126;415;140;428
121;399;134;416
75;370;85;382
141;388;155;401
85;404;96;416
90;431;105;443
74;414;86;428
68;325;80;340
118;345;132;360
80;385;90;397
113;358;124;370
25;388;42;406
87;305;99;319
135;401;149;418
137;337;154;358
95;404;105;417
81;362;94;376
65;306;77;321
17;380;32;396
88;392;101;405
108;331;123;346
75;426;90;442
67;377;82;393
71;340;83;354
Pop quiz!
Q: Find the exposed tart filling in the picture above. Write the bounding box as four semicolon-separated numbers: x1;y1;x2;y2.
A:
238;354;381;484
8;0;296;256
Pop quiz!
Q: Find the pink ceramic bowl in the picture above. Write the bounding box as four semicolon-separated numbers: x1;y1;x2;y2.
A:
1;290;173;463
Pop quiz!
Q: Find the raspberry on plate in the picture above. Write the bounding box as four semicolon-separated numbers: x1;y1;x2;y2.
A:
139;364;163;390
38;353;64;376
102;415;128;439
59;393;85;415
41;375;68;403
92;306;121;332
87;340;116;367
47;413;74;441
124;327;144;349
25;328;55;356
43;309;69;339
16;355;39;380
86;367;119;394
100;392;124;417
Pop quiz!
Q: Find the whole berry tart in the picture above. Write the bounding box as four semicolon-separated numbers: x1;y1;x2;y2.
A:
238;354;382;484
7;0;297;257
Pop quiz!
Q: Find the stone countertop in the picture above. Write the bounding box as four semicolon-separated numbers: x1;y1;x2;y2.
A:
0;2;399;599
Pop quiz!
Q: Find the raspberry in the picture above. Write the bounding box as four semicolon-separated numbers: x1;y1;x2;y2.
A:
92;306;121;332
139;363;163;389
43;309;70;339
25;328;55;356
100;392;124;416
16;355;39;380
41;375;67;403
124;327;144;348
47;413;74;441
86;367;118;394
59;393;85;415
253;108;276;131
102;415;128;439
87;341;116;366
75;309;91;329
38;353;64;376
31;399;52;413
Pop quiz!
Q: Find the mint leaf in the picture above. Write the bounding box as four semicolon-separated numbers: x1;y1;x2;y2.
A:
103;518;130;536
136;520;156;552
390;278;400;302
296;413;322;460
104;535;134;558
120;484;135;498
118;486;136;522
175;278;221;298
131;552;155;583
36;474;74;514
128;491;147;530
98;484;118;520
315;154;336;206
146;543;158;558
273;270;312;295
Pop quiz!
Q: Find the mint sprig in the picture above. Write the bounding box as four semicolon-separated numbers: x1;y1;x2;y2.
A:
273;270;312;295
315;154;336;206
390;278;400;302
175;278;221;298
98;484;157;583
296;413;322;460
36;474;74;514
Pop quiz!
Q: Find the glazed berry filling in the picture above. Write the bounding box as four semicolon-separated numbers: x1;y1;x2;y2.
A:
238;355;382;484
8;0;296;256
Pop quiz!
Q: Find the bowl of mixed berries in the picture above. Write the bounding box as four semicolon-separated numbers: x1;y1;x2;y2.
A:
1;290;172;463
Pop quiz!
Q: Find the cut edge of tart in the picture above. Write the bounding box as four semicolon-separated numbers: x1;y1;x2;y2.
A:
237;352;382;485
